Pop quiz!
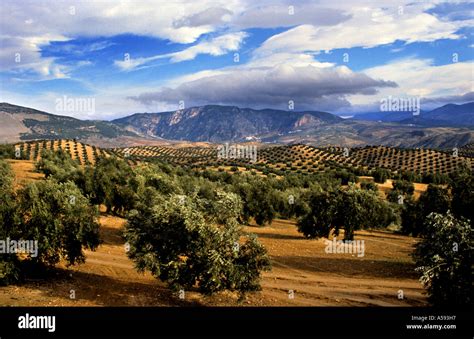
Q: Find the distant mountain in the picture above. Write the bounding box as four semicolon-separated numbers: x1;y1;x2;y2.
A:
351;102;473;127
1;102;473;149
269;119;474;149
0;102;148;146
113;105;343;142
351;110;422;122
399;102;474;127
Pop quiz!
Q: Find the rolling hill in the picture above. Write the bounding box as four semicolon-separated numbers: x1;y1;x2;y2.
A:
1;102;473;149
0;102;155;146
111;143;473;175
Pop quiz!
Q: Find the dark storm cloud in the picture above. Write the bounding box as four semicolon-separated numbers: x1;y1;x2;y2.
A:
129;65;397;111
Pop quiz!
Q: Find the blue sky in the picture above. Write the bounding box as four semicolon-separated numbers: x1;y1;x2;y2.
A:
0;0;472;119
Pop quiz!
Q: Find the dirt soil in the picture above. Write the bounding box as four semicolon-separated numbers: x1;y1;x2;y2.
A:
0;216;427;307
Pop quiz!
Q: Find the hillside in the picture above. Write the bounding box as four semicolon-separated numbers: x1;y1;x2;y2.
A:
112;143;473;175
114;104;474;147
352;102;474;127
270;119;474;148
113;105;343;142
0;102;148;146
1;102;473;149
14;139;112;165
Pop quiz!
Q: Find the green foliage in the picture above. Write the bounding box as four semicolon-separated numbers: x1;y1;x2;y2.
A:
123;192;271;294
1;161;100;284
297;189;337;239
422;172;449;184
35;149;83;183
450;168;474;226
387;180;414;203
274;188;309;219
400;170;422;183
413;212;473;306
0;144;15;159
335;169;358;185
0;160;20;284
298;185;396;240
372;168;390;183
337;185;397;240
91;156;138;215
401;185;451;236
245;179;276;226
16;179;100;266
360;181;378;191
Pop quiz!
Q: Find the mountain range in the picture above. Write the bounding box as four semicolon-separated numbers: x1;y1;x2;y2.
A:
351;102;474;126
0;102;472;149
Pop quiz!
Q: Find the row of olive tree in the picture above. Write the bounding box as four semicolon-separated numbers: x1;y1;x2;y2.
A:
33;150;273;294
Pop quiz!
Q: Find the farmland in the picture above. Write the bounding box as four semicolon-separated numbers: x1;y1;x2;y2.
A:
1;139;471;308
13;139;111;165
11;140;472;176
0;206;426;307
112;143;472;176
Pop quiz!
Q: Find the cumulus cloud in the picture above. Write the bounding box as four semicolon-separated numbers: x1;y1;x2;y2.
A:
129;63;397;111
171;3;351;30
114;32;247;70
173;7;233;28
345;58;474;112
233;4;351;28
254;5;468;56
0;0;243;77
0;35;69;78
362;58;473;98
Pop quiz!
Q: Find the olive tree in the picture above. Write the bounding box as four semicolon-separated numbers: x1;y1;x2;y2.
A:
124;190;271;294
17;179;100;266
298;185;397;240
401;185;451;236
0;160;20;284
413;212;472;306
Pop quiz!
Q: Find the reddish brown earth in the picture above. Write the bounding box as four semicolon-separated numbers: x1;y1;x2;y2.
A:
0;216;427;307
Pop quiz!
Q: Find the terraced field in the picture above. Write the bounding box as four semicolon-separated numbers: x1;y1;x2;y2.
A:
14;139;112;165
8;140;472;175
349;146;472;175
112;143;473;175
459;142;474;158
114;145;215;165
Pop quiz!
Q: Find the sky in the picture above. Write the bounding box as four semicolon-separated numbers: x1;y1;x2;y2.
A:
0;0;473;120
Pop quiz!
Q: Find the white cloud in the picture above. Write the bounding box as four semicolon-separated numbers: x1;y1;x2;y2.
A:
114;32;247;71
254;5;468;57
0;0;244;77
346;58;474;112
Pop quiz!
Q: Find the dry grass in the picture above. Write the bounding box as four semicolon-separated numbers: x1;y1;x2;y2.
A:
0;217;427;307
6;159;44;188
